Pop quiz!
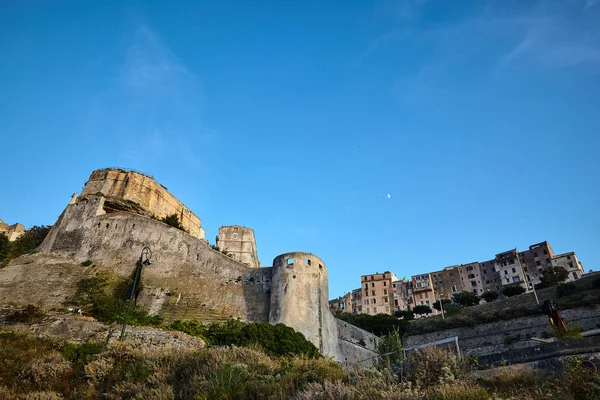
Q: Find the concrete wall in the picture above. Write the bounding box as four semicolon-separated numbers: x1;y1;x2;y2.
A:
80;169;205;239
405;306;600;360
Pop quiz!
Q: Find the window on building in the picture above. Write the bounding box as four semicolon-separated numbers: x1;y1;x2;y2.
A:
366;308;370;313
364;300;368;305
419;293;423;299
573;272;578;279
545;258;551;264
451;285;457;293
569;262;574;269
543;249;548;255
509;259;514;265
513;276;520;283
426;300;430;305
512;268;516;273
534;252;538;257
567;255;571;260
536;261;541;266
232;232;238;239
383;281;387;286
468;274;475;279
372;290;375;296
385;306;389;311
365;284;368;290
471;281;477;287
483;269;487;274
394;299;398;306
373;307;377;313
371;282;375;288
384;297;388;303
383;289;387;295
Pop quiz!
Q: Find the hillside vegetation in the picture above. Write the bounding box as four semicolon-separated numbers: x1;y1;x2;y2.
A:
1;328;598;399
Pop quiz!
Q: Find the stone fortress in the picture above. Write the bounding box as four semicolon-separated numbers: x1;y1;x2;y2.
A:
31;168;379;365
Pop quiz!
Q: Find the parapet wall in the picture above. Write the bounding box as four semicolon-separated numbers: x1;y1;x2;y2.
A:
80;169;204;239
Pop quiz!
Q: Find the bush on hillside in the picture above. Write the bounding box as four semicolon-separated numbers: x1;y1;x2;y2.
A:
170;319;320;358
432;299;452;311
161;214;187;232
413;305;433;316
395;310;414;320
502;284;526;297
480;290;499;303
335;312;410;337
452;291;480;307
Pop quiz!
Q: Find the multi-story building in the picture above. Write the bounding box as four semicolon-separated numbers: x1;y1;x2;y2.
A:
480;259;502;292
391;278;413;312
552;252;584;281
411;273;436;312
216;225;260;268
329;292;352;314
351;288;363;314
361;271;397;315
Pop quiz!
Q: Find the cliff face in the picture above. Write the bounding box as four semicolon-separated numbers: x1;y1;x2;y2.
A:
80;169;205;239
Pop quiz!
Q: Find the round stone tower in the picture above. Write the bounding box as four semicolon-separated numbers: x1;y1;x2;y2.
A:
269;252;329;353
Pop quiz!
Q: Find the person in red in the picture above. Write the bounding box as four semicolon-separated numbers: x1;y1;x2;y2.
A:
541;300;567;333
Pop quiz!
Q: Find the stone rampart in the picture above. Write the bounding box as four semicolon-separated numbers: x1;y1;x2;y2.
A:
80;169;204;239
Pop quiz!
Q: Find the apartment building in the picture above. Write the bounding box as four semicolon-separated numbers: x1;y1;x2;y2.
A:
361;271;397;315
351;288;363;314
392;278;413;312
411;273;437;312
328;292;352;314
552;252;584;281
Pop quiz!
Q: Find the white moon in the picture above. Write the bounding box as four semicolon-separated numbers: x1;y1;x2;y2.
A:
387;194;391;199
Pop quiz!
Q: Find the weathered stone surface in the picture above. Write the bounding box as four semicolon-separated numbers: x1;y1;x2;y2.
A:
1;181;381;365
0;310;205;350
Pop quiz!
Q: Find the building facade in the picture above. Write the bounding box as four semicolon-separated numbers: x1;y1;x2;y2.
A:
361;271;397;315
216;226;260;268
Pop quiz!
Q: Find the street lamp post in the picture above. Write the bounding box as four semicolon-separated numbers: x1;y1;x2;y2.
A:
528;275;540;305
120;247;152;341
436;291;445;320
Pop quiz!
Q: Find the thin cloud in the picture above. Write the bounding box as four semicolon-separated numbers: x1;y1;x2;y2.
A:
84;19;216;172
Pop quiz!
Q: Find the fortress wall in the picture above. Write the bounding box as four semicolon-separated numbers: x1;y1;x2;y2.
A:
39;195;270;323
333;318;381;367
80;169;204;239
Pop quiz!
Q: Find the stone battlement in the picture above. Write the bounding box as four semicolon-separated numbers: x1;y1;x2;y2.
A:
80;168;205;239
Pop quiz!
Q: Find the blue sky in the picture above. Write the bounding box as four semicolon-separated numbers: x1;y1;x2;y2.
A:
1;0;599;298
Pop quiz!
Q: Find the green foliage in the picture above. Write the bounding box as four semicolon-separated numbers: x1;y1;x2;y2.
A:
335;312;410;337
6;304;45;323
161;214;187;232
404;346;463;387
395;310;415;320
502;284;526;297
555;324;583;340
443;302;463;317
68;274;162;327
379;326;403;375
9;225;51;257
61;341;105;378
480;290;499;303
80;259;93;267
452;291;480;307
557;282;578;297
170;319;320;358
0;233;10;265
413;305;433;315
0;225;51;266
536;266;569;289
432;299;452;311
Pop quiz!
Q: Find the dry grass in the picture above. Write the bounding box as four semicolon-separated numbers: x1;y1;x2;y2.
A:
1;329;599;399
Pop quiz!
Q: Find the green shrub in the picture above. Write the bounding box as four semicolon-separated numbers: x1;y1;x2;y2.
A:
161;214;187;232
502;284;526;297
6;304;45;324
335;312;410;337
80;259;93;267
170;319;320;358
404;346;463;387
452;291;480;307
480;290;499;303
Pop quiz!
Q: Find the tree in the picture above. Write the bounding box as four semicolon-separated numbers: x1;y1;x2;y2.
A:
394;310;414;320
502;284;525;297
9;225;51;259
452;291;480;307
412;305;432;316
0;233;10;264
537;266;569;289
335;312;410;337
432;299;452;311
161;214;186;231
480;290;499;303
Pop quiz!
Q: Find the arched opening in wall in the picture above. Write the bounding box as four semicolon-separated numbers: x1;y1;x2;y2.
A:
287;258;294;267
305;259;311;266
319;264;323;270
106;223;109;229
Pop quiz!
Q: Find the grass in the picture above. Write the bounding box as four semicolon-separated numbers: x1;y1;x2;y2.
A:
0;330;598;399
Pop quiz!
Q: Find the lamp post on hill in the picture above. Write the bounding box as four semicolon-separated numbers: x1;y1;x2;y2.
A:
120;247;152;341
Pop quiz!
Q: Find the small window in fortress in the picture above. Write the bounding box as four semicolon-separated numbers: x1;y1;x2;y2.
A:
287;258;294;266
319;264;323;270
304;258;311;265
232;232;238;239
